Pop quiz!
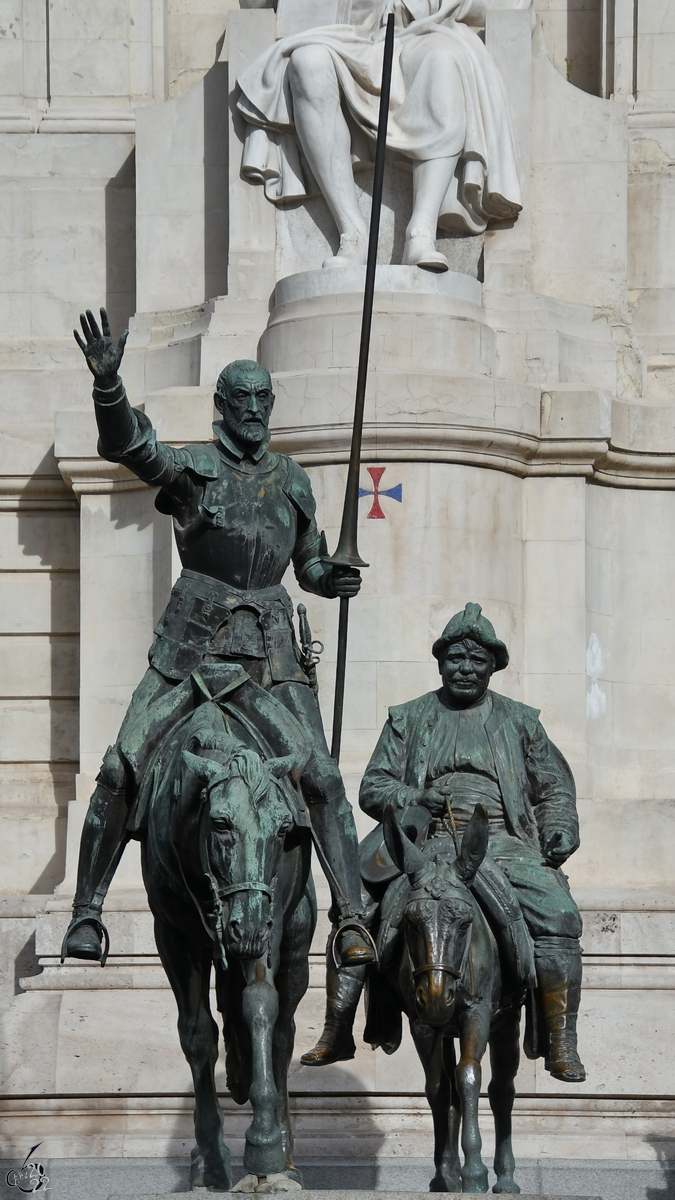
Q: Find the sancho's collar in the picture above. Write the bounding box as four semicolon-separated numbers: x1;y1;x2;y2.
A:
212;421;271;463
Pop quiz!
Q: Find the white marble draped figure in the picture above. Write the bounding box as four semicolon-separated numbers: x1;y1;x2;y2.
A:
237;0;530;270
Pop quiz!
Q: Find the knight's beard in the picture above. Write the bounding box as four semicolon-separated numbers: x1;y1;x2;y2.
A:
224;417;269;445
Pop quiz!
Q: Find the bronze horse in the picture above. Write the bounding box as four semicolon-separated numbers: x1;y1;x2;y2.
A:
368;804;525;1195
141;671;317;1191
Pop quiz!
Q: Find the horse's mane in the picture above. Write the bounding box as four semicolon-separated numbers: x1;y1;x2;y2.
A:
186;701;271;808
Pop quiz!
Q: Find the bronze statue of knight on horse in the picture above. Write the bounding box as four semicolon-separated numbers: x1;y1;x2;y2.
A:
65;303;587;1194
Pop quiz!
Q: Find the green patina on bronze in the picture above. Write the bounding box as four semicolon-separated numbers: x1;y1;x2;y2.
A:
65;307;375;1191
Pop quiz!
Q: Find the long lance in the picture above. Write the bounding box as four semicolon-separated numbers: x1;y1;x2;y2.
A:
327;12;395;763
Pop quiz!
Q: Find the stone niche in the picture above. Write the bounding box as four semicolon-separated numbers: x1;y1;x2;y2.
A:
3;0;675;1192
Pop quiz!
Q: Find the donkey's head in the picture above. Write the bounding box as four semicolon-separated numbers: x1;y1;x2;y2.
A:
384;803;489;1027
181;709;306;964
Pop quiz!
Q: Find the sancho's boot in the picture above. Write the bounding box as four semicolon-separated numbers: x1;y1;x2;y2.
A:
301;948;367;1066
60;748;130;965
534;937;586;1083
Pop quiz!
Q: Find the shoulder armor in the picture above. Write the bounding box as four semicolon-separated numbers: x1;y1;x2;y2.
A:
176;442;222;480
281;456;316;522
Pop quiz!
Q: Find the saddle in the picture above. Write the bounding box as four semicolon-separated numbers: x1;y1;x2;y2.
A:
125;662;312;833
360;810;537;990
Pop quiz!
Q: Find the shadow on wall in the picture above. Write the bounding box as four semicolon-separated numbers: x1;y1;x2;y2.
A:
645;1137;675;1200
16;448;80;892
105;150;136;337
566;0;603;95
204;61;229;302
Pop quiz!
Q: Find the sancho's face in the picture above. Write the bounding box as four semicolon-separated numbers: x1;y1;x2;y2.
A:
216;366;275;447
440;638;494;708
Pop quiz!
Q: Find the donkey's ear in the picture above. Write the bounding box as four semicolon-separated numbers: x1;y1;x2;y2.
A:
455;803;489;884
182;750;226;788
383;804;427;878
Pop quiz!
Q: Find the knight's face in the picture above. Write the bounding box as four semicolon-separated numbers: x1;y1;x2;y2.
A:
440;638;494;708
216;368;275;447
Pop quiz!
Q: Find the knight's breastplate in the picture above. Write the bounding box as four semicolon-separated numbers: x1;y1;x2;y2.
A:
175;455;298;589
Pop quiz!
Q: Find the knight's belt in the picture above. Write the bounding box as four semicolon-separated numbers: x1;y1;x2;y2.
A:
148;568;306;685
430;772;505;834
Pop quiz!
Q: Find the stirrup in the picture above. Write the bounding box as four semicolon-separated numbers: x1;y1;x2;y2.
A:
60;911;110;967
330;919;378;969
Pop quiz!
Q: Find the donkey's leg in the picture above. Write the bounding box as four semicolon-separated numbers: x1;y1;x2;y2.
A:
456;1008;490;1194
410;1018;461;1192
489;1009;522;1195
442;1035;463;1190
154;916;231;1192
240;958;285;1178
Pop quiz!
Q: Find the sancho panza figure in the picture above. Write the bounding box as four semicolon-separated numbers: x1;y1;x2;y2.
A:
237;0;529;271
62;309;374;974
311;603;586;1079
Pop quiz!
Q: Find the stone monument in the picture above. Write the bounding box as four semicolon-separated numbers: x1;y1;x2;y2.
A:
2;0;675;1196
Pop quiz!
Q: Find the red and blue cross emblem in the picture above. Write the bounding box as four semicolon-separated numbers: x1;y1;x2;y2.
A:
358;466;403;519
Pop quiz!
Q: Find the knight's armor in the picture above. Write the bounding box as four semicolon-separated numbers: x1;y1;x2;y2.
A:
63;374;371;966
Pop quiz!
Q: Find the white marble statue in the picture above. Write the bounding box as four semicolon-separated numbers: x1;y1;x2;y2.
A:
237;0;529;271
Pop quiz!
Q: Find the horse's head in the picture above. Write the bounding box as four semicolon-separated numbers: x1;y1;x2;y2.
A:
182;726;304;964
384;803;489;1028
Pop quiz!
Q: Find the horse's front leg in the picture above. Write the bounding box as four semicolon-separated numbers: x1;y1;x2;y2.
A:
154;915;231;1192
455;1006;491;1194
272;879;315;1184
241;957;285;1177
489;1007;522;1195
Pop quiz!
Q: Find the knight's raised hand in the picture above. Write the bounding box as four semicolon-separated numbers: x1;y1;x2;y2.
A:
73;307;128;385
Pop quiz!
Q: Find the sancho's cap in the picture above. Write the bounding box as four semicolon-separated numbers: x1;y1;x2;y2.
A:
432;602;509;671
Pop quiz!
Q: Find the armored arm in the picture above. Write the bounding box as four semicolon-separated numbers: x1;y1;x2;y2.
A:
74;308;186;494
287;459;361;600
526;721;580;865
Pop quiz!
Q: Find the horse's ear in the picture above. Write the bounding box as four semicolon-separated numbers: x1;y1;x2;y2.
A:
182;750;226;788
267;753;295;780
383;804;427;878
455;803;489;884
266;748;310;783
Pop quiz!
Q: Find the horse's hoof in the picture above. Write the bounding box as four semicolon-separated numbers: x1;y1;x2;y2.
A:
462;1175;489;1194
493;1184;521;1195
430;1168;462;1192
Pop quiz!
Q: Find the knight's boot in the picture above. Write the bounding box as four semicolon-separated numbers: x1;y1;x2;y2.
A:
61;748;130;965
301;953;366;1066
308;796;376;966
535;937;586;1083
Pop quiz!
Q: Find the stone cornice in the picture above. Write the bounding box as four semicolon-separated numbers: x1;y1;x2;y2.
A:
56;425;675;494
0;475;77;511
58;459;147;498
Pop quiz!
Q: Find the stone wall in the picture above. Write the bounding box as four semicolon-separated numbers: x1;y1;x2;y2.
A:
2;0;675;1185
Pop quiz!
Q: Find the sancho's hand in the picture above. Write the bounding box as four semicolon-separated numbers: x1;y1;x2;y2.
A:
420;787;448;817
330;566;361;599
544;829;577;867
74;308;128;386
